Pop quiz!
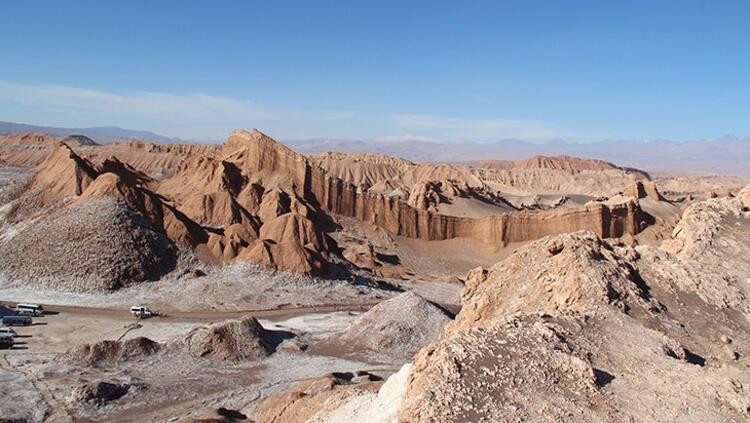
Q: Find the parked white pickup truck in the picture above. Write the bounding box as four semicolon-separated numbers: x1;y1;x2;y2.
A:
130;305;154;318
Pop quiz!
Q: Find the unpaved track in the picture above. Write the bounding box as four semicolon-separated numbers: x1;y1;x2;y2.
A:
0;300;380;323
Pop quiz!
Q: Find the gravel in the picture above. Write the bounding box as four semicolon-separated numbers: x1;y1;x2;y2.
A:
338;292;452;362
0;365;48;423
0;198;180;292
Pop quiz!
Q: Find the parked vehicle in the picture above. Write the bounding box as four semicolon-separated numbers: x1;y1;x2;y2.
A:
0;333;13;349
0;327;17;337
2;316;32;326
130;305;154;318
14;303;44;316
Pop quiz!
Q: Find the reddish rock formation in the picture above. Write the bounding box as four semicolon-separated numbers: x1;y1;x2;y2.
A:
219;130;648;246
32;143;99;205
252;372;383;423
480;155;650;180
1;128;653;281
625;180;663;200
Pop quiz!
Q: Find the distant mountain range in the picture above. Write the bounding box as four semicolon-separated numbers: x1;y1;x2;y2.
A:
2;120;748;175
0;121;182;144
284;136;750;175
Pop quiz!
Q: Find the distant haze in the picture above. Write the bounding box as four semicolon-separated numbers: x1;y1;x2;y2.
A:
2;120;749;175
285;136;750;176
0;121;183;144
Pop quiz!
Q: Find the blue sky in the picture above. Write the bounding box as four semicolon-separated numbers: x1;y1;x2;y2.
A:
0;1;748;142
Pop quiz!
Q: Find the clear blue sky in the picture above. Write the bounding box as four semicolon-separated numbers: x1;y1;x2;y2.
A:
0;0;748;142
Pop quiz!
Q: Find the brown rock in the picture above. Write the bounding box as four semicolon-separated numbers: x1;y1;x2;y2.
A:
180;316;273;361
252;373;382;423
175;408;248;423
58;337;160;367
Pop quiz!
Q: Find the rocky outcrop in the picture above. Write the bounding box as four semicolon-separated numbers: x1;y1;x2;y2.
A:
407;181;445;211
15;145;209;251
156;130;651;271
252;371;385;423
342;242;378;269
58;337;160;366
31;143;99;205
238;238;326;275
516;155;649;178
0;199;179;291
0;133;222;176
80;167;208;248
315;151;650;198
624;180;663;200
178;316;273;362
157;156;254;228
310;151;413;188
394;192;750;422
453;232;660;333
68;380;134;405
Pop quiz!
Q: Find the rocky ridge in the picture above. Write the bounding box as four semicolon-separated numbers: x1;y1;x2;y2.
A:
0;129;660;289
255;189;750;422
395;189;750;422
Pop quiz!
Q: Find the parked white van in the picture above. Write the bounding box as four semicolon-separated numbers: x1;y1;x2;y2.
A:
14;303;44;316
130;305;153;318
0;327;17;337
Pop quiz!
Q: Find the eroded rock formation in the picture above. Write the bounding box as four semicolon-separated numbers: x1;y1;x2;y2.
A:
394;190;750;422
0;129;657;285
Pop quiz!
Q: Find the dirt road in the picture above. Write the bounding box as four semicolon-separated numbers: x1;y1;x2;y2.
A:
0;300;380;323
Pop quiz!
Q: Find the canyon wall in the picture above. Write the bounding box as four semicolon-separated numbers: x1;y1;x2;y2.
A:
227;130;646;246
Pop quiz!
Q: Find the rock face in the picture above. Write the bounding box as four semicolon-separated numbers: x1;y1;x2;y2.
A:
31;143;99;205
340;292;452;361
395;190;750;422
0;132;220;176
305;150;648;246
322;190;644;245
624;180;663;200
179;316;273;361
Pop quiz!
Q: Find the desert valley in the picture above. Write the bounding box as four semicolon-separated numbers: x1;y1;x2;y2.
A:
0;127;748;422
